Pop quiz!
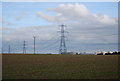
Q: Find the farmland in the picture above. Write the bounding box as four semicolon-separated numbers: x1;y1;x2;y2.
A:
2;54;119;79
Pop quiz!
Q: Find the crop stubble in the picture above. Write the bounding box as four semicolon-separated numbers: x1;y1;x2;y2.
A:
2;54;118;79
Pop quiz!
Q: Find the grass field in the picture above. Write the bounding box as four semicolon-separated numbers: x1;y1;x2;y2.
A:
2;54;119;79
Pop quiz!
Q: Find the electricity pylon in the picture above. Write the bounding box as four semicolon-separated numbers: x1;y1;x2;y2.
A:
23;41;26;54
59;24;67;54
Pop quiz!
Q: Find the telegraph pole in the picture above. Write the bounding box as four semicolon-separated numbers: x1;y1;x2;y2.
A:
8;45;10;54
59;24;67;54
23;41;26;54
33;36;36;54
2;47;3;54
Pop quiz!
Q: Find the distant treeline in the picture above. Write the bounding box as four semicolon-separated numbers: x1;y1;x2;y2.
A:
97;51;120;55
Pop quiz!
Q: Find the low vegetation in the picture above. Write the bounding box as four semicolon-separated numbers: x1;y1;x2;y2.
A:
2;54;118;79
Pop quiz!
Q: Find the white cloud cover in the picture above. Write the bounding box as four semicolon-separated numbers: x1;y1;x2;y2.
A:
0;18;2;23
36;3;116;25
15;12;28;21
35;3;117;44
2;25;58;41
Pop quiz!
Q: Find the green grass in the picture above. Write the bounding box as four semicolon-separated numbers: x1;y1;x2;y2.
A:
2;54;118;79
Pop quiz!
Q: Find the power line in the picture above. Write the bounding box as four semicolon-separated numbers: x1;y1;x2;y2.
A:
39;39;59;52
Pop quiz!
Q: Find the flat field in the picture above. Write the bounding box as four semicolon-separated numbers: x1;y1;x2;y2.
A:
2;54;119;79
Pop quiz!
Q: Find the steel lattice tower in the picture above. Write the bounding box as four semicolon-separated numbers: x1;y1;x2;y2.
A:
23;41;26;54
59;24;67;54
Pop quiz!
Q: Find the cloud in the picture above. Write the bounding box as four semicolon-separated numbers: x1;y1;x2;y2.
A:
36;3;116;25
0;18;2;23
48;3;89;17
6;22;16;26
2;25;58;42
16;12;27;21
93;14;116;25
1;18;16;26
2;3;118;53
1;12;27;27
36;3;90;22
4;3;118;44
2;25;59;53
36;12;56;22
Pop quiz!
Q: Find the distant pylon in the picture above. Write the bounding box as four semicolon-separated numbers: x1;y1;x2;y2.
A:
23;41;26;54
59;24;67;54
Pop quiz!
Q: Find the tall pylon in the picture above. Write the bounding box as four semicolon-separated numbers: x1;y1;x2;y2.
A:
59;24;67;54
23;41;26;54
